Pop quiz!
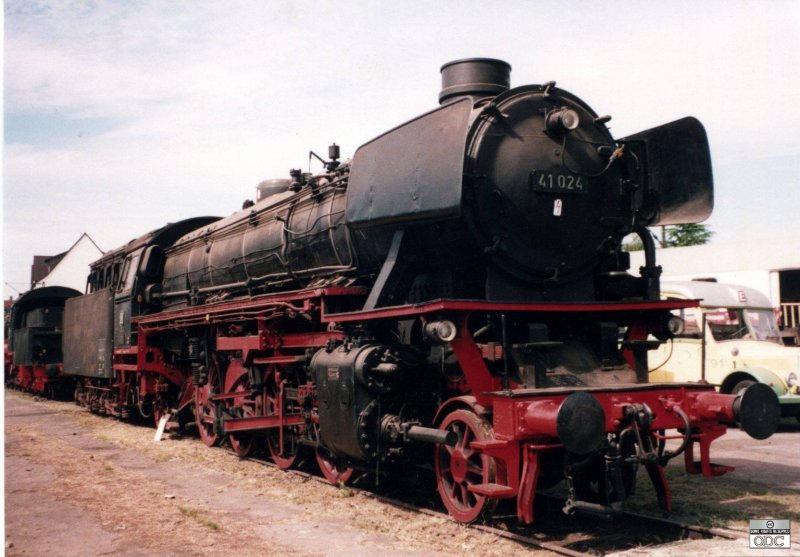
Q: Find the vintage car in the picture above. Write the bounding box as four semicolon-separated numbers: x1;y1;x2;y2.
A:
649;281;800;420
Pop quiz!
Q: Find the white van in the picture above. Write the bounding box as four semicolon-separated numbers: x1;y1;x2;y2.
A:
649;281;800;420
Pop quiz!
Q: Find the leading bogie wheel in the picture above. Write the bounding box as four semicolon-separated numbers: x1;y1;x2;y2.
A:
315;446;354;485
194;359;221;447
435;409;497;523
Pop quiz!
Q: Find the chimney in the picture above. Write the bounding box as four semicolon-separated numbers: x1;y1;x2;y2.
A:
439;58;511;105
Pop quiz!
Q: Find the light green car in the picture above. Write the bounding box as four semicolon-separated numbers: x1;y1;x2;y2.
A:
649;281;800;421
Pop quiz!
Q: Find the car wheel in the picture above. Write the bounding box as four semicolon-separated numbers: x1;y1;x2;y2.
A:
732;379;756;396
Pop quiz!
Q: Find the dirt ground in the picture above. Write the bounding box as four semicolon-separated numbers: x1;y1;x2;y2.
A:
4;389;800;556
3;391;544;557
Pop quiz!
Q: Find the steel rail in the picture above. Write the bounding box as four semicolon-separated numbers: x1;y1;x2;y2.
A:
235;448;744;557
8;392;756;557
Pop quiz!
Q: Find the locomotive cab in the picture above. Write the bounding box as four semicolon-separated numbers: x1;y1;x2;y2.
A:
64;217;219;418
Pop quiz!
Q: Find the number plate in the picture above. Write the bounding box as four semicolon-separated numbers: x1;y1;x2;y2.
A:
529;170;587;194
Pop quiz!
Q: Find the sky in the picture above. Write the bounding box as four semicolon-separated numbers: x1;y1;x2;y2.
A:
4;0;800;299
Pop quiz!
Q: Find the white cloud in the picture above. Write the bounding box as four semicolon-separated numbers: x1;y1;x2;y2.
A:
4;0;800;297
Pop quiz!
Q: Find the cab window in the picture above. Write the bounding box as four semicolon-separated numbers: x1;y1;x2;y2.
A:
119;253;141;294
706;308;746;341
111;262;121;290
743;309;782;343
118;258;130;292
670;307;701;338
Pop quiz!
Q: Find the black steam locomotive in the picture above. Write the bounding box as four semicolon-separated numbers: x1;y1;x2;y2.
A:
6;286;80;396
59;59;778;523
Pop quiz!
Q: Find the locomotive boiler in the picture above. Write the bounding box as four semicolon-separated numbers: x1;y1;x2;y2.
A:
154;58;712;310
61;58;779;525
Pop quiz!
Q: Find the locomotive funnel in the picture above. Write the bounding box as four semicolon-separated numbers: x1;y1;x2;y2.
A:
439;58;511;104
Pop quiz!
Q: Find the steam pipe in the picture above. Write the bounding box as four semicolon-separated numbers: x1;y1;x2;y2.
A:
658;406;691;463
701;312;707;382
634;224;661;300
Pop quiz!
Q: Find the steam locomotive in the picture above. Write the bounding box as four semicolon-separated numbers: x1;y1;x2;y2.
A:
6;286;80;396
52;58;779;523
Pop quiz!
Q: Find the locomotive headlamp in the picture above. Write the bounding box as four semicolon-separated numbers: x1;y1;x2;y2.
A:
667;315;685;336
424;320;458;344
545;107;580;134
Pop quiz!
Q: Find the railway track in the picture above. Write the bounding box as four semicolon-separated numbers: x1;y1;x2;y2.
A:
238;449;746;557
4;392;756;556
477;508;745;557
367;493;747;557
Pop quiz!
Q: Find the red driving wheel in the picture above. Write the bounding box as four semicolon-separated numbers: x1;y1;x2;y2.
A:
264;367;305;469
435;409;497;522
227;371;256;458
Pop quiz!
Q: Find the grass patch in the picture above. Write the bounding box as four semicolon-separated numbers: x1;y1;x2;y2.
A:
625;466;800;527
178;505;221;531
334;481;354;498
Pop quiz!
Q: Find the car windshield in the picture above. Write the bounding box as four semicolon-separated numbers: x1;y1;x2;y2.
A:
743;309;782;343
705;307;781;343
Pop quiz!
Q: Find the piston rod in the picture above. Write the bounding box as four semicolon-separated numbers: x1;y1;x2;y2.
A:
408;425;458;447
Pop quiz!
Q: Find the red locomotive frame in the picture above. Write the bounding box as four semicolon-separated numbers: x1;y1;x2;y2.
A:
6;286;80;398
8;362;66;396
119;286;755;524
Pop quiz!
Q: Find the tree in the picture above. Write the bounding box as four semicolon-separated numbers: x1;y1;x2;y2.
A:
622;235;644;252
622;224;713;252
663;223;713;247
